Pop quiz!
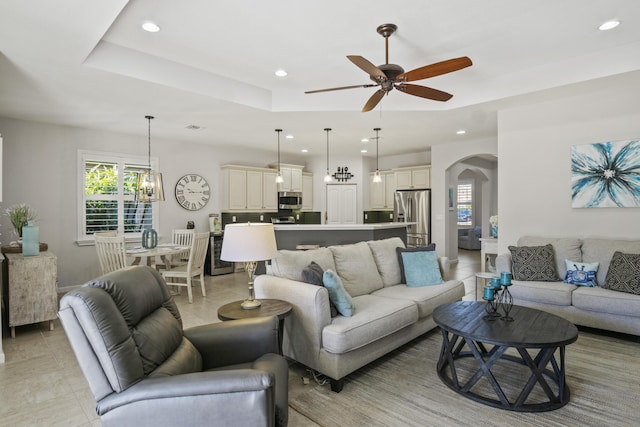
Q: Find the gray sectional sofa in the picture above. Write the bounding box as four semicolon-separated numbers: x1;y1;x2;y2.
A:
496;236;640;336
254;237;465;392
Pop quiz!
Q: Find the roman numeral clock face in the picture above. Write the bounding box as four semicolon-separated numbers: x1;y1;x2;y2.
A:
175;174;211;211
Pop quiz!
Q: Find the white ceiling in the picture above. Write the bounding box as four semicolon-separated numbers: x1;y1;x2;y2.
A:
1;0;639;158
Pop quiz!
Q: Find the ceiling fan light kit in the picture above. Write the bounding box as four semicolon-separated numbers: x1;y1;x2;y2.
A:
305;23;472;112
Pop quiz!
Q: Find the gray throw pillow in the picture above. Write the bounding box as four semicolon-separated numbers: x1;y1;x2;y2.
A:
302;261;338;317
396;244;436;284
509;244;560;282
604;251;640;295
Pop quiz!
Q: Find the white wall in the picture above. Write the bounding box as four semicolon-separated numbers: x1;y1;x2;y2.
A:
497;80;640;253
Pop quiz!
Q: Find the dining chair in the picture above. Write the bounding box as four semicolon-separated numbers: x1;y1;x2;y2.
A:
170;228;195;267
161;232;209;303
95;234;128;275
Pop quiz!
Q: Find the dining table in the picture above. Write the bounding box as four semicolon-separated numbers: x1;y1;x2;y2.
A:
126;243;191;271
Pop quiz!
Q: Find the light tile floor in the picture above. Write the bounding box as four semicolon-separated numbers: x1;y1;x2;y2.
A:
0;250;481;426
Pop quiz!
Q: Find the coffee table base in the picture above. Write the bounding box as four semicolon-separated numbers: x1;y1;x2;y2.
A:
436;330;570;412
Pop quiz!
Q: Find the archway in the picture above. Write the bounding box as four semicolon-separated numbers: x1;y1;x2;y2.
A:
445;155;497;264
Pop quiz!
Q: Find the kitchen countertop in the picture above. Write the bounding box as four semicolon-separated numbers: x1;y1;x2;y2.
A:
273;222;414;231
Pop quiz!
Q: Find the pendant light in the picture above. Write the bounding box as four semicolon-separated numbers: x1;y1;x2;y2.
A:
372;127;382;183
324;128;332;183
135;115;165;202
275;129;284;183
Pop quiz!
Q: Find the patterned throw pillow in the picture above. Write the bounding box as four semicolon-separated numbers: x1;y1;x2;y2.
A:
509;244;560;281
564;260;599;287
604;252;640;295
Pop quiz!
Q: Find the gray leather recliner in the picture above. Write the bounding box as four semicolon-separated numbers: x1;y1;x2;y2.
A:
58;266;288;427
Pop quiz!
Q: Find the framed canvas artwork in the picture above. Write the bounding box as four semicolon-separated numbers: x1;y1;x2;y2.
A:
571;139;640;208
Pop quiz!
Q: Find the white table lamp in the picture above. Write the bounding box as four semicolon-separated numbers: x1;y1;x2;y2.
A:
220;222;277;309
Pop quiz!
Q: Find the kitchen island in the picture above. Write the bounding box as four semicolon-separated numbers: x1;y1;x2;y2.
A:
273;222;412;250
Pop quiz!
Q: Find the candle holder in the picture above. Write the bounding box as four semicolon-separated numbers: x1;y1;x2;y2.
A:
482;286;500;320
498;283;514;321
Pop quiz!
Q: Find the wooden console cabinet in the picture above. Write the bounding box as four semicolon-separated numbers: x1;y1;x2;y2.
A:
5;252;57;338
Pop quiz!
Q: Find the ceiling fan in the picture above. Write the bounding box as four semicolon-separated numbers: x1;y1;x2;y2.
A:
305;23;472;112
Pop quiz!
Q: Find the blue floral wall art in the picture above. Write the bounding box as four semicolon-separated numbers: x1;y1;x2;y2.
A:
571;139;640;208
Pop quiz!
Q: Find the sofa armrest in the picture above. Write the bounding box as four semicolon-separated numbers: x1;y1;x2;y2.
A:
254;274;331;369
96;370;274;422
495;253;512;274
184;316;279;369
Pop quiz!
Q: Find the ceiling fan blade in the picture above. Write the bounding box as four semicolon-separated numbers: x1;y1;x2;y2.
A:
305;84;378;94
362;89;386;112
397;84;453;102
347;55;386;80
397;57;472;82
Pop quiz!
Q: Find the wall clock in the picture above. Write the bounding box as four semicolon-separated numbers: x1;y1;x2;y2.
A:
175;174;211;211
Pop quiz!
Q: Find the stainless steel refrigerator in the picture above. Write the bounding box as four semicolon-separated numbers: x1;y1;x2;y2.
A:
394;189;431;247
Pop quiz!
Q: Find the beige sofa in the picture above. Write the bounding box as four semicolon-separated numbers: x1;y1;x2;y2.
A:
495;236;640;336
254;237;464;392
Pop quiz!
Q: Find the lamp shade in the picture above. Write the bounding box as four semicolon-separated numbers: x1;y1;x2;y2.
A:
220;223;277;262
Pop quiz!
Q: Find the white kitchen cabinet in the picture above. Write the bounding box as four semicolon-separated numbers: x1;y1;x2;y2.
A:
262;170;278;210
246;170;263;210
226;168;247;210
301;173;313;211
290;168;303;192
272;164;304;192
394;166;431;189
221;165;278;212
370;171;396;210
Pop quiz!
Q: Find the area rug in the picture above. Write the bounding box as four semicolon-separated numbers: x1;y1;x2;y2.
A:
289;328;640;426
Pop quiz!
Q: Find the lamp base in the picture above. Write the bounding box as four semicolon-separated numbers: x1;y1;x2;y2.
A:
241;299;262;310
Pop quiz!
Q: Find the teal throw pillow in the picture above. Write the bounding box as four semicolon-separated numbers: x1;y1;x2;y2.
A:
322;269;355;317
396;244;436;283
400;250;444;287
563;259;599;287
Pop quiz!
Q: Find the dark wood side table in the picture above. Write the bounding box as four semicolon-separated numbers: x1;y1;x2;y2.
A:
217;299;293;354
433;301;578;412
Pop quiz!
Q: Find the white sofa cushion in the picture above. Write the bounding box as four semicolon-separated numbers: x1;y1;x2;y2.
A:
330;242;384;297
572;286;640;318
372;280;465;319
581;238;640;287
267;247;335;282
509;280;576;306
517;236;582;279
322;294;418;354
366;237;405;287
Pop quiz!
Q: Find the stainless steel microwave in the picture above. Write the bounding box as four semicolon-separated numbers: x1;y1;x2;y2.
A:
278;191;302;209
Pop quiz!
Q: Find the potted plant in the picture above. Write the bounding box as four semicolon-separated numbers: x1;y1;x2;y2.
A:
5;203;37;240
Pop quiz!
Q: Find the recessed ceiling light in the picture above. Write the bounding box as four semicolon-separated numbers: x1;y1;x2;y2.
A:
456;130;466;135
301;149;308;153
361;138;369;143
361;149;368;153
599;20;620;31
275;69;288;77
142;22;160;33
285;134;294;139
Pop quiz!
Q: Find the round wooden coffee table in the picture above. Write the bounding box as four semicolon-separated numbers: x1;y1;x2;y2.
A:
433;301;578;412
218;299;293;354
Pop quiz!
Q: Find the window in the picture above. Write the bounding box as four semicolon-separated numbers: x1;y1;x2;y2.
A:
457;181;473;227
78;150;159;242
